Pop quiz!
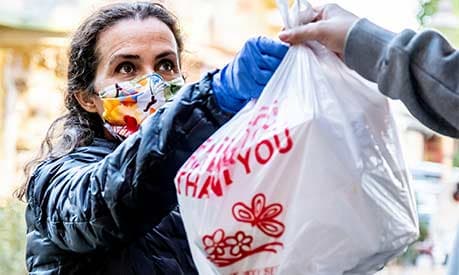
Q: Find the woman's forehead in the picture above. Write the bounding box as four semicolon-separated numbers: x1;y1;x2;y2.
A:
96;17;178;60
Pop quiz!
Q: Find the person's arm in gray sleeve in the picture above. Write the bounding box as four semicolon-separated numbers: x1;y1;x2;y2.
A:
279;3;459;137
345;18;459;137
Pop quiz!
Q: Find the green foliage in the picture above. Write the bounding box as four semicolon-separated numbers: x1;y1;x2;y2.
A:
397;213;430;265
418;0;459;47
454;0;459;14
418;0;440;26
0;199;27;275
437;27;459;47
453;151;459;167
397;244;419;265
418;219;430;241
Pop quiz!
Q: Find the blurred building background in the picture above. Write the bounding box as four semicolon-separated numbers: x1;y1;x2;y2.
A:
0;0;458;274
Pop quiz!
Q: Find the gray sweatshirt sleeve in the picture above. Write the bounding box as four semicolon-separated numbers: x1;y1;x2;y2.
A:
344;18;459;138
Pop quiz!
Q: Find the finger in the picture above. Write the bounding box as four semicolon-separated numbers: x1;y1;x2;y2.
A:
247;69;272;98
298;8;317;25
242;38;263;77
258;54;282;71
312;5;326;13
278;22;322;44
311;7;324;22
255;68;275;87
239;43;270;88
256;36;289;59
312;5;326;20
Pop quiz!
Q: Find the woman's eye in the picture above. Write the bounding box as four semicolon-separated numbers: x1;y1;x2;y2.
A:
156;60;175;73
115;62;136;74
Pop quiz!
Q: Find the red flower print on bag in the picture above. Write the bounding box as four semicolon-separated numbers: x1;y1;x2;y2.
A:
202;229;227;258
232;193;285;238
201;193;285;267
225;231;253;256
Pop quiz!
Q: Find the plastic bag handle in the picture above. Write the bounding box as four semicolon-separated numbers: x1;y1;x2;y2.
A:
276;0;314;29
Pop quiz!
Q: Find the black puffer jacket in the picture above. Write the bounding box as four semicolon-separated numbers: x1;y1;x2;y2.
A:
25;71;232;274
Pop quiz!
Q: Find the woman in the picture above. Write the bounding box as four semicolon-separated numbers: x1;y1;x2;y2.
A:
18;2;288;274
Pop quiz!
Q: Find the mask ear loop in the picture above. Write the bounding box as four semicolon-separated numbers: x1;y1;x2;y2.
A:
144;73;169;112
97;85;126;142
103;122;126;142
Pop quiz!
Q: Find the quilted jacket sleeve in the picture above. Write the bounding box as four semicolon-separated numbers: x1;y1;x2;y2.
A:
27;71;233;253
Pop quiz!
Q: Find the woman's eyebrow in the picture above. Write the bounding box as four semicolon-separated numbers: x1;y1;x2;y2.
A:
108;54;140;67
156;50;177;60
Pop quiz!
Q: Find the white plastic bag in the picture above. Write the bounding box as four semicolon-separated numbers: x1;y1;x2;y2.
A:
175;1;418;274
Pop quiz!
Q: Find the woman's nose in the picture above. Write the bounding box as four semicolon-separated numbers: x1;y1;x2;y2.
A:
144;68;156;76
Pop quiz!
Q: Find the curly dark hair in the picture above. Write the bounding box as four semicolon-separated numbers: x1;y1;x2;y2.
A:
16;1;184;200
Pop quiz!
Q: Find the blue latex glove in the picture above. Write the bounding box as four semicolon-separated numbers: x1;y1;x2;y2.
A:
212;36;289;113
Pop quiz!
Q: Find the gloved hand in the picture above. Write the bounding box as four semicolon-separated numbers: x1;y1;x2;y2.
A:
212;36;289;113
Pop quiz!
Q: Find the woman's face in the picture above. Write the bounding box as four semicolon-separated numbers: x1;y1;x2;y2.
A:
90;17;181;116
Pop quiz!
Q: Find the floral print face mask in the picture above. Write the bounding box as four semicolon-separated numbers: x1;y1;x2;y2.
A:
98;73;184;139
